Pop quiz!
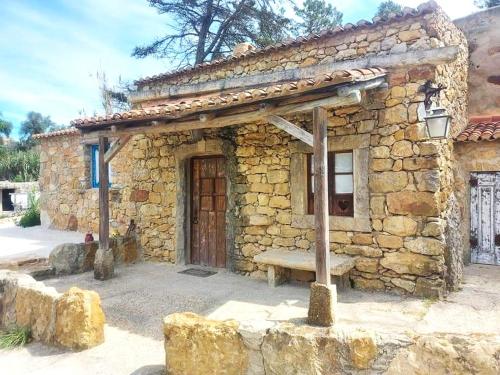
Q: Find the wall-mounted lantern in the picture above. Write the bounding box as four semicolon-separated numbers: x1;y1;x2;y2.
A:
419;80;452;139
423;107;452;139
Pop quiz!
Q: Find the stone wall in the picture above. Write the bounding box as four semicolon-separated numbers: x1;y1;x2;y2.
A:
0;270;105;350
453;140;500;264
39;3;468;296
163;312;500;375
455;6;500;116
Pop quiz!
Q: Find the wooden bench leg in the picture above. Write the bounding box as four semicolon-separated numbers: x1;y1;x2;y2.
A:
331;273;351;291
267;265;289;287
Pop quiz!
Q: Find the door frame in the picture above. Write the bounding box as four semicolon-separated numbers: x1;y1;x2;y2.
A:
173;139;236;269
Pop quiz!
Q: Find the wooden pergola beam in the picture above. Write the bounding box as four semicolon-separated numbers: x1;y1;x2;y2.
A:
104;135;132;164
83;90;362;139
266;115;313;147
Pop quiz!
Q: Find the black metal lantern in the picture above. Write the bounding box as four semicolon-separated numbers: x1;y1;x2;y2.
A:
424;107;452;139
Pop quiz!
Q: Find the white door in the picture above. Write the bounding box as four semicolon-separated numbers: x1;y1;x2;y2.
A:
470;172;500;265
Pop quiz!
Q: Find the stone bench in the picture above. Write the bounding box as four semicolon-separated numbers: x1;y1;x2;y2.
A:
254;249;357;289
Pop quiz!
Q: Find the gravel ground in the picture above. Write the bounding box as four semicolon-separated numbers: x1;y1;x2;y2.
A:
1;262;498;374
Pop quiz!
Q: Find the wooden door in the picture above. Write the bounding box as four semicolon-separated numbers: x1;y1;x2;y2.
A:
470;172;500;265
190;156;227;267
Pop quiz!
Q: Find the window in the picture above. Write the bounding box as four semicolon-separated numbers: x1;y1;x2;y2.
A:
91;144;112;188
307;151;353;216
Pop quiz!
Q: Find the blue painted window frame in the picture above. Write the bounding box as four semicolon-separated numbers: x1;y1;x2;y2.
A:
91;144;112;188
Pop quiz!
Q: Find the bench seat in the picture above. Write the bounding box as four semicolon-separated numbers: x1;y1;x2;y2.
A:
254;249;357;289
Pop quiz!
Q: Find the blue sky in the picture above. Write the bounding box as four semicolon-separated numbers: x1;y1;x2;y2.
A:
1;0;479;139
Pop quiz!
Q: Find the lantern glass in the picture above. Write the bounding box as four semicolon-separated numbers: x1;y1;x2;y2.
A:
424;107;451;139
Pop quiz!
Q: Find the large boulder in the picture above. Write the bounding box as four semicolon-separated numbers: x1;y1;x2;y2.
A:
163;313;249;375
0;270;37;328
15;282;59;342
49;242;97;275
54;287;105;350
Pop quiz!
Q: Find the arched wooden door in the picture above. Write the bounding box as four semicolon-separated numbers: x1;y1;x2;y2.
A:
190;156;227;267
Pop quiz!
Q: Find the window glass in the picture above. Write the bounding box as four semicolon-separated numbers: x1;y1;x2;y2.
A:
335;175;353;193
307;150;354;216
335;152;353;173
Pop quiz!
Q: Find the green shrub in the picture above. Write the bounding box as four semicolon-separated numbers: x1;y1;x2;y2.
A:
0;146;39;182
19;193;40;227
0;326;31;349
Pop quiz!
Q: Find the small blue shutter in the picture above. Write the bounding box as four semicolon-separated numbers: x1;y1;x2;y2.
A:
91;145;99;188
91;144;112;188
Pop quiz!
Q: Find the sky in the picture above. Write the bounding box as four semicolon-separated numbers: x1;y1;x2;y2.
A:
0;0;480;139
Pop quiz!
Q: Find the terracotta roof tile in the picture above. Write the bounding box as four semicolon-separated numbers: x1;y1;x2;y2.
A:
33;127;80;139
72;67;386;129
135;1;437;86
455;116;500;142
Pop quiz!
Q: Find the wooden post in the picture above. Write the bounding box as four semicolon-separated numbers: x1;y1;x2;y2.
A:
98;136;110;251
307;106;335;326
94;135;114;280
313;107;330;285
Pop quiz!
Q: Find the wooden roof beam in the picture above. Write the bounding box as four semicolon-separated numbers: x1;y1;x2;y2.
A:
85;90;362;139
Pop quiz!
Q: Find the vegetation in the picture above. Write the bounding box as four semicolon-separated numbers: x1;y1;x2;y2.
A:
0;326;31;349
18;192;41;228
19;111;63;149
133;0;345;67
0;146;39;182
474;0;500;8
375;0;402;19
294;0;342;34
0;112;13;141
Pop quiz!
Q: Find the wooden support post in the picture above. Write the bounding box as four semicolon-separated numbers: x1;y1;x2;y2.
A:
99;136;110;251
313;107;330;285
94;136;114;280
307;106;336;327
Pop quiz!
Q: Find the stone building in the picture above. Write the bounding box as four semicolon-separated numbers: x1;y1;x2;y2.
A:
36;1;471;297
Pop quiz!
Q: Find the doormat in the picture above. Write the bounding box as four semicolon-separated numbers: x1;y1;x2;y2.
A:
178;268;217;277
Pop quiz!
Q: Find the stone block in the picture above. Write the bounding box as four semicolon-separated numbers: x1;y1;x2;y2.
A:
387;191;439;216
266;170;288;184
369;172;408;193
163;313;248;375
268;196;290;209
380;252;443;276
355;258;379;273
54;287;105;350
353;277;385;291
383;216;418;236
404;237;445;256
377;234;403;249
307;282;336;326
248;215;273;226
